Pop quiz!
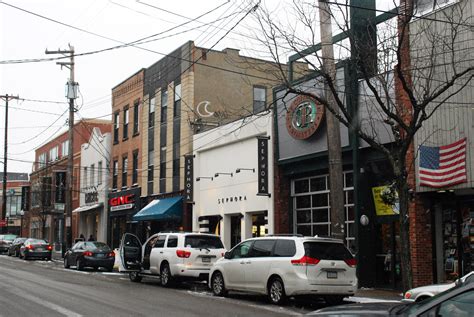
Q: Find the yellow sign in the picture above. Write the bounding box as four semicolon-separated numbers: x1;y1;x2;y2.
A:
372;186;399;216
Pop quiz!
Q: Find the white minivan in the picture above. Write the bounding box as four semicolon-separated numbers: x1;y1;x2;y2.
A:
209;235;357;305
120;232;226;286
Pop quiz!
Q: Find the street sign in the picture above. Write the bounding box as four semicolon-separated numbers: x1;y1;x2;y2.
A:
0;219;7;227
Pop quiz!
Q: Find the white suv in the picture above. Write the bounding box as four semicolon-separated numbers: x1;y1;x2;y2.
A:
120;232;226;286
209;235;357;305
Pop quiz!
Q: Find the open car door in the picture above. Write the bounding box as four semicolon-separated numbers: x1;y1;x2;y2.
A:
119;233;142;272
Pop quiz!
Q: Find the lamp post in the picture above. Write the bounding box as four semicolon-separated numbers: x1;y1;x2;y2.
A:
20;209;24;237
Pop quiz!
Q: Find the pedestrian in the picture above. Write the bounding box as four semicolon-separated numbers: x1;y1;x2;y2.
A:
88;234;95;241
79;233;85;241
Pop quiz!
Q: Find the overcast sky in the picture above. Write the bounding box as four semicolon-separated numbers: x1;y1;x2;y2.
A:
0;0;395;173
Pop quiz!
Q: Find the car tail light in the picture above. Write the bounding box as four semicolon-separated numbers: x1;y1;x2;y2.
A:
46;245;53;251
291;256;320;266
83;251;93;257
404;292;411;299
176;250;191;258
107;252;115;257
26;245;34;250
344;258;357;267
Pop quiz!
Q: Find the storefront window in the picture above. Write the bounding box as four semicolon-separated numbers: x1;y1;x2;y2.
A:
292;172;355;251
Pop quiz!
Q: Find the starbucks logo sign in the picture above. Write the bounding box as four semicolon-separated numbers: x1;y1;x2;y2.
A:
286;95;324;140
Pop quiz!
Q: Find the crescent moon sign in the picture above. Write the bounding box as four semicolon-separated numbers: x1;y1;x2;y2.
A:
196;101;214;118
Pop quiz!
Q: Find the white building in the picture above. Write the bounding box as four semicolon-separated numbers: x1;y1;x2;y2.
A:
192;112;274;249
74;127;111;242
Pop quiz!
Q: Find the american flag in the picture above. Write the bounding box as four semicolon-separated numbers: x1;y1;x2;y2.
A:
419;138;467;188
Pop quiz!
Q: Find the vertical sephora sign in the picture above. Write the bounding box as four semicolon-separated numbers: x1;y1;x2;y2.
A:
257;136;270;196
184;155;194;203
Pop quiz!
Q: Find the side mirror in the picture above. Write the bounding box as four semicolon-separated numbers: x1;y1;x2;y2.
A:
455;278;462;286
224;251;231;260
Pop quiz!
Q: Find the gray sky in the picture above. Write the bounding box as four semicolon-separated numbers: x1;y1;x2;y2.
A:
0;0;270;173
0;0;396;173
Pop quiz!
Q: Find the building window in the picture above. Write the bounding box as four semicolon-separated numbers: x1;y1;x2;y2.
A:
414;0;457;16
113;160;118;189
62;140;69;157
149;97;155;128
291;171;355;252
98;161;103;185
122;156;128;188
38;153;47;169
133;99;139;135
90;164;95;186
113;112;119;144
132;150;138;185
173;83;181;118
123;107;129;140
161;89;168;123
83;167;88;189
253;86;266;113
49;146;58;162
160;147;166;193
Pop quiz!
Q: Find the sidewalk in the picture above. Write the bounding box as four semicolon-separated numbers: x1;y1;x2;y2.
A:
353;288;403;301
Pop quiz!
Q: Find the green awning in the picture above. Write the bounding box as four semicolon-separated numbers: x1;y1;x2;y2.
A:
132;197;182;222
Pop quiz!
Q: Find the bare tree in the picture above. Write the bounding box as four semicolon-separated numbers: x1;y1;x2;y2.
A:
252;0;473;290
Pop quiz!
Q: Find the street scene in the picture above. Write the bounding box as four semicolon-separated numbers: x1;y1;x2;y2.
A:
1;0;474;316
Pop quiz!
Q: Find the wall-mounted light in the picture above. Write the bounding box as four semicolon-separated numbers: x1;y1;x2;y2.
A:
196;176;213;182
214;172;233;178
235;168;255;173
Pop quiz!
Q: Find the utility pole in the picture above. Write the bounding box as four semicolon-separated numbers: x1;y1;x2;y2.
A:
318;1;345;241
1;94;19;234
45;44;77;255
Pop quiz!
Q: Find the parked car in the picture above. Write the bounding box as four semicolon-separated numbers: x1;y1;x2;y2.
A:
64;241;115;271
403;271;474;303
120;232;226;286
0;234;18;253
308;282;474;316
19;238;52;260
209;235;357;305
7;237;27;257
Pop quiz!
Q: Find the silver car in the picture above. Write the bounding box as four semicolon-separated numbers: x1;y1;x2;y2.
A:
403;271;474;302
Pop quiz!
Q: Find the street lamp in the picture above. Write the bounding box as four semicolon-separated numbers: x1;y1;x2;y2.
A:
20;210;24;237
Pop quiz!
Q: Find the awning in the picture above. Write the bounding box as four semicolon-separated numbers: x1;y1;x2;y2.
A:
132;197;183;222
72;203;103;213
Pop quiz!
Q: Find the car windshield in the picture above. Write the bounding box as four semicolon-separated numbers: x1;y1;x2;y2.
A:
14;238;27;243
304;241;353;260
184;235;224;249
27;239;48;245
4;234;17;241
83;242;111;252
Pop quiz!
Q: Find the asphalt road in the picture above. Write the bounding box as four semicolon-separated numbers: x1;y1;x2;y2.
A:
0;254;328;317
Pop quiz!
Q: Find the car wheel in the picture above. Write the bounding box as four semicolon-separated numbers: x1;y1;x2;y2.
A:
7;250;11;256
76;259;84;271
325;295;345;306
211;271;227;297
105;266;114;272
268;277;286;305
15;249;20;257
46;256;51;261
64;257;70;268
24;254;29;261
129;271;142;283
160;263;173;287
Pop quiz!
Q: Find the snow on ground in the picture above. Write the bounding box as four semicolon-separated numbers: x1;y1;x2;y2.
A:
346;297;400;303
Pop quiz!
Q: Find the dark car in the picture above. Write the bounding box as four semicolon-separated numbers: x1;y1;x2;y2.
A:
308;282;474;316
0;234;18;253
7;237;27;257
64;241;115;272
19;239;52;260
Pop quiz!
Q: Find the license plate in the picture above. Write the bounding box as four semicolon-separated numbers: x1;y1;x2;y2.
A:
327;271;338;279
36;248;44;251
96;254;105;258
202;257;211;263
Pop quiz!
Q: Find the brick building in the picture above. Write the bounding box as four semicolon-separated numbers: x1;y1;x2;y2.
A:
28;119;110;247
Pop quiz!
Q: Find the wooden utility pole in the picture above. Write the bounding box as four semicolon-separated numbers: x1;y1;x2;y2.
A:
318;1;345;240
45;45;76;254
1;94;19;233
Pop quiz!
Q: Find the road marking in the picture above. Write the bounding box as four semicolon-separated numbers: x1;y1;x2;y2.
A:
7;286;83;317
